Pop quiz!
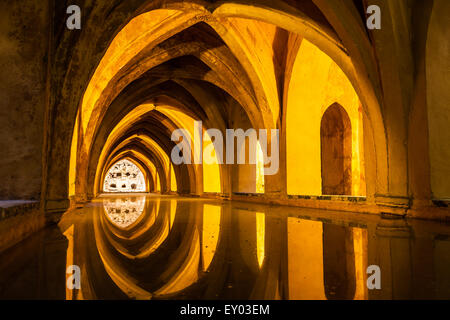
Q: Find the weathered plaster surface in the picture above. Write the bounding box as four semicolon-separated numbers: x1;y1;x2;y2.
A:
0;0;49;200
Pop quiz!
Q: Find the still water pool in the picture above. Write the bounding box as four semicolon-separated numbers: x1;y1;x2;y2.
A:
0;194;449;300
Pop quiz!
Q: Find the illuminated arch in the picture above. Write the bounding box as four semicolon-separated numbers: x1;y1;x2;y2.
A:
103;159;147;193
98;136;170;195
286;39;365;196
102;150;157;193
58;0;387;212
69;3;340;200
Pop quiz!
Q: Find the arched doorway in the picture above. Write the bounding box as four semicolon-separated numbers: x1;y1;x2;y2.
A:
321;104;352;196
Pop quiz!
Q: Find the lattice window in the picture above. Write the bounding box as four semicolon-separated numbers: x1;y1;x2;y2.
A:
103;159;146;193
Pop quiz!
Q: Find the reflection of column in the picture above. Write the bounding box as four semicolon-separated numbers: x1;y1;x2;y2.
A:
0;226;67;299
155;201;202;296
250;212;282;300
64;225;74;300
69;206;129;299
368;220;413;300
352;228;368;300
221;208;259;299
201;203;231;298
410;220;450;299
434;237;450;299
237;209;260;273
201;204;221;271
404;220;437;299
279;215;289;300
38;227;68;299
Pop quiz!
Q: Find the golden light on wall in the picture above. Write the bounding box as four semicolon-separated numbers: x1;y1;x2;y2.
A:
80;10;181;136
203;131;222;193
256;142;265;194
103;159;146;193
287;218;326;300
170;164;177;192
156;172;161;192
158;107;222;194
68;111;79;197
286;39;365;196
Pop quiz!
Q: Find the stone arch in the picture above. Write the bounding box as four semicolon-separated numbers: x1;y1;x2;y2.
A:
285;39;365;197
43;0;388;213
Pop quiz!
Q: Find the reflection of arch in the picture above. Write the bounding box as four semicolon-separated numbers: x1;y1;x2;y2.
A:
81;198;226;299
321;104;352;196
103;196;146;228
103;159;147;193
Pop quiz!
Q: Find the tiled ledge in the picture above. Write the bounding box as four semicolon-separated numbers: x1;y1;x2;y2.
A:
233;192;265;198
432;199;450;208
0;201;40;221
0;201;44;254
230;192;383;215
232;193;366;202
287;194;366;202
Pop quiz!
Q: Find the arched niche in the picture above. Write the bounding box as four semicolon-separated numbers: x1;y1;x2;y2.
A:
320;104;352;196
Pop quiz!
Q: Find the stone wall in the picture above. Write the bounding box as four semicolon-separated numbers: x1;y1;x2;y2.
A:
0;202;45;253
0;0;50;200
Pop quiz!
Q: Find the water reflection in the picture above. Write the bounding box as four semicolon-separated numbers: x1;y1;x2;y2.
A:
287;218;367;300
0;195;450;300
102;196;146;228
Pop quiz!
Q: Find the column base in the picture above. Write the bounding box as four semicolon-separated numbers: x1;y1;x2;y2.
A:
43;198;70;224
